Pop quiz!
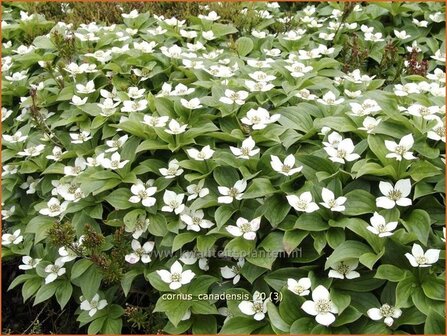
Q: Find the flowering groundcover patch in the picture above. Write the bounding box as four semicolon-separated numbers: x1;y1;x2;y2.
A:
1;1;446;334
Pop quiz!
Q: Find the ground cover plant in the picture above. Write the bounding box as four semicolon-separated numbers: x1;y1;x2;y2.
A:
1;1;446;334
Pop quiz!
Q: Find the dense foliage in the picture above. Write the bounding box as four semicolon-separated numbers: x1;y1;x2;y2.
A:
1;1;445;334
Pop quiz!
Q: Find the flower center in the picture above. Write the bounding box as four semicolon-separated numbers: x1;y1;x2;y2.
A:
295;285;304;294
328;199;337;208
171;272;182;282
240;223;252;233
377;224;387;233
138;191;148;199
315;299;331;313
415;256;427;265
336;149;346;158
228;188;239;198
387;189;402;200
111;160;119;168
167;168;177;175
169;201;179;208
192;217;201;225
241;147;251;156
379;304;395;317
394;145;407;155
253;302;264;313
50;204;61;212
281;165;291;173
336;262;350;275
296;200;308;209
51;265;61;273
435;126;446;137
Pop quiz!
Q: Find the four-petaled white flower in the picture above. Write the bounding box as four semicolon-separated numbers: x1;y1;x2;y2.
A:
241;107;280;130
180;98;202;109
328;259;360;279
358;116;381;134
367;212;398;237
19;256;41;270
76;80;95;94
180;209;214;231
39;198;69;217
165;119;188;134
18;144;45;157
230;136;260;159
238;291;269;321
287;192;319;213
404;243;440;267
96;152;128;170
129;181;157;207
44;258;66;284
218;179;247;204
324;138;360;164
302;285;338;326
287;277;311;296
80;294;108;317
394;29;411;39
376;179;412;209
156;260;195;290
320;188;346;212
2;229;23;246
143;115;169;128
70;131;92;144
219;89;248;105
3;131;28;143
159;159;184;179
221;258;245;284
186;180;209;200
187;145;214;161
226;217;261;240
385;134;416;161
367;304;402;326
162;190;185;214
317;91;344;105
105;135;128;153
270;154;303;176
125;239;155;264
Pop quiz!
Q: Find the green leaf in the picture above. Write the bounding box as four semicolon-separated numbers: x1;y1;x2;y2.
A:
424;309;446;334
289;317;315;334
79;265;103;300
172;232;197;252
343;189;376;216
283;230;308;255
219;316;264;334
294;213;329;231
71;259;93;280
215;205;236;229
213;166;240;186
241;178;276;199
34;282;58;306
235;37;254;57
192;315;217;334
330;289;351;315
325;241;371;269
375;264;408;282
263;194;291;227
102;318;122;335
104;188;133;210
421;277;445;301
401;209;431;245
266;301;290;332
55;280;73;309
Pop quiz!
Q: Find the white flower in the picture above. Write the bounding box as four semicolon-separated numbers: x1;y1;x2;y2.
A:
21;176;39;194
385;134;416;161
287;277;311;296
429;11;444;23
394;30;411;39
105;135;128;153
367;212;398;237
46;146;66;161
159;159;184;179
376;179;412;209
230;136;260;159
98;152;129;170
324;138;360;164
317;91;344;105
125;240;155;264
121;100;148;113
64;157;87;177
19;256;41;270
427;117;446;142
302;285;338;326
218;180;247;204
296;89;317;100
364;32;384;42
320;188;346;212
358;117;381;134
285;62;313;78
180;98;202;110
44;259;66;284
39;198;69;217
2;229;23;246
245;80;274;92
287;192;319;213
143;115;169;128
162;190;185;214
221;258;244;284
1;206;15;220
405;243;440;268
17;144;45;157
3;131;28;143
129;181;157;207
219;89;249;105
241;108;280;130
70;95;88;106
328;259;360;279
239;291;269;321
134;41;157;53
80;294;108;317
349;99;381;116
165;119;188;134
270;155;302;176
180;209;214;232
186;180;209;201
76;80;95;94
70;131;92;144
431;49;446;62
198;11;220;21
412;18;428;27
156;261;195;290
127;87;146;99
368;304;402;326
407;104;440;120
226;217;261;240
187;145;214;161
